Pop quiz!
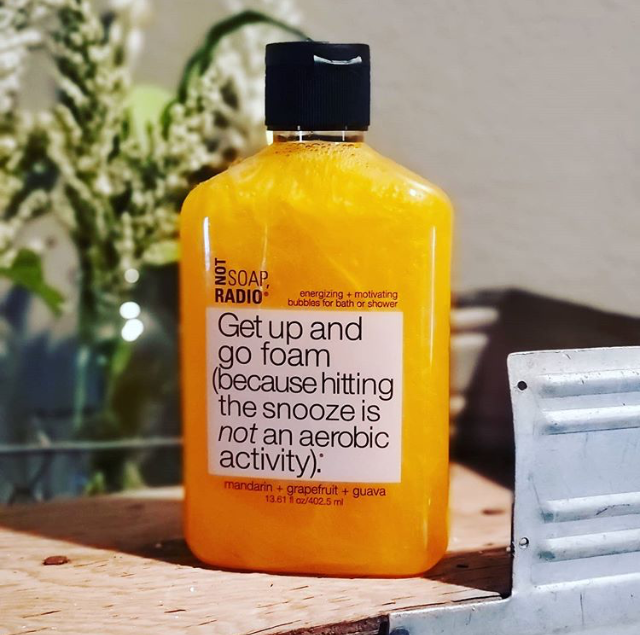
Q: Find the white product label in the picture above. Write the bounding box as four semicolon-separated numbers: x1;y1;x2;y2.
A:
206;308;403;483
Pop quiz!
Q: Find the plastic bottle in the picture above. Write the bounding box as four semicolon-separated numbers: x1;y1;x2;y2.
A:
180;42;453;576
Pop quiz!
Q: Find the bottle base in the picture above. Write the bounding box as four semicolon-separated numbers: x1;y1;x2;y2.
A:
185;533;448;578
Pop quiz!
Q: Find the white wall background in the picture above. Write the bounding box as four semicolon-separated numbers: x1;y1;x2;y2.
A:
103;1;640;316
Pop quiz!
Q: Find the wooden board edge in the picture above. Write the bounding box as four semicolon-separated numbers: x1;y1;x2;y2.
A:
277;615;387;635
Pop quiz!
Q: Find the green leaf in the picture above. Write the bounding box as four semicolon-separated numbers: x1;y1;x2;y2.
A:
142;239;180;265
84;470;107;496
0;249;64;316
127;84;174;148
193;11;306;96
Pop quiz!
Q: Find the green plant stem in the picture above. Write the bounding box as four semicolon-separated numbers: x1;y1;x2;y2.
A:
162;9;308;133
72;342;91;433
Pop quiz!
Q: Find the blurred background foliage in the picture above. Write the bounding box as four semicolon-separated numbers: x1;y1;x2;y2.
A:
0;0;303;500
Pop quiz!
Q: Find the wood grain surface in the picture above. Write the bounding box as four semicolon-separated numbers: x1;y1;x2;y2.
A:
0;465;512;635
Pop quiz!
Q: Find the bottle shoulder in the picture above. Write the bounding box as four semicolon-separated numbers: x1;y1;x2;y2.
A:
356;144;454;212
181;142;453;221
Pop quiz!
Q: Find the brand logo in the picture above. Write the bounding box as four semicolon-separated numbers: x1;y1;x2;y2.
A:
214;258;269;305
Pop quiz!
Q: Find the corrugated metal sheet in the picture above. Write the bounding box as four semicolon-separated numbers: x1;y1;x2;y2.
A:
390;346;640;635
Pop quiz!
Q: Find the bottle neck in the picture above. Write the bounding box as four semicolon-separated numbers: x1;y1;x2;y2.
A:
271;130;365;143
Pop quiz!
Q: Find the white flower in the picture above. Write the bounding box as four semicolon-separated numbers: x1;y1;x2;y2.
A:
94;173;113;196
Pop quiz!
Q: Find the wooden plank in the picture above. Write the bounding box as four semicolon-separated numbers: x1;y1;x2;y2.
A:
0;465;512;635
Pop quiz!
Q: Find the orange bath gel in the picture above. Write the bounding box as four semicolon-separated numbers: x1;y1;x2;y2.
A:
180;42;452;576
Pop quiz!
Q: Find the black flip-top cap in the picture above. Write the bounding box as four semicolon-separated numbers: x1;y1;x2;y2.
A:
265;42;370;131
